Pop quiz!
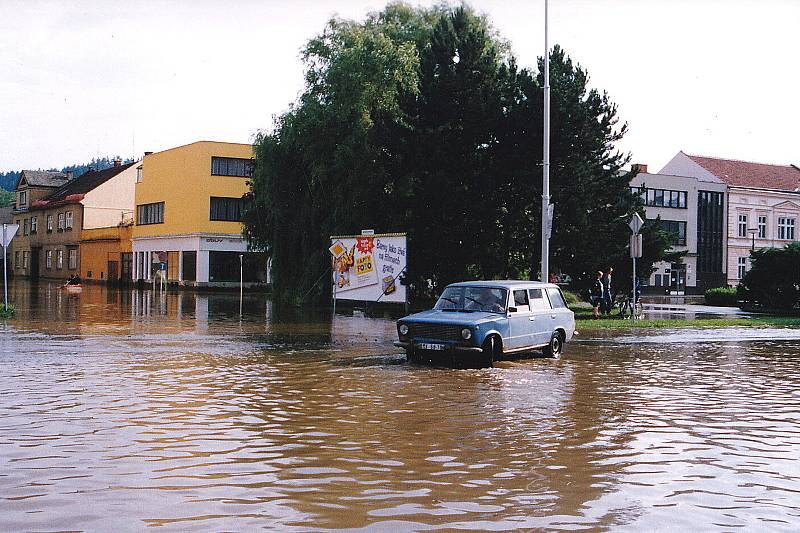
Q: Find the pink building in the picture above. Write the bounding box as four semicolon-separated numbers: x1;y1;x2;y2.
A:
660;152;800;286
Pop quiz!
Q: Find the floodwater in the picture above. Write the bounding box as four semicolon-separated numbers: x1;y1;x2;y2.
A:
2;281;800;532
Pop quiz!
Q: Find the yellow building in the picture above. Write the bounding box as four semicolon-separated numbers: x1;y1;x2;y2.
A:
80;224;133;283
132;141;267;286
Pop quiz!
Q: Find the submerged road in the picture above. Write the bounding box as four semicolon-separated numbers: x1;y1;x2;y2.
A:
2;281;800;531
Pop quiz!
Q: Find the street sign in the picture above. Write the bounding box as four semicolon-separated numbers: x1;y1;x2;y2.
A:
629;213;644;234
329;240;346;258
630;233;643;258
1;224;19;247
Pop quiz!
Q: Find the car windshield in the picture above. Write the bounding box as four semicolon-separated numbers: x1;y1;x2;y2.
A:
434;286;508;314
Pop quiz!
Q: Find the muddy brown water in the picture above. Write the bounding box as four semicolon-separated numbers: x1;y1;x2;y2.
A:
2;280;800;531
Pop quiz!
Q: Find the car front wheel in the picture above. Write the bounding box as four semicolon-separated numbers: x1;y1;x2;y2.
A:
481;335;501;368
542;331;563;358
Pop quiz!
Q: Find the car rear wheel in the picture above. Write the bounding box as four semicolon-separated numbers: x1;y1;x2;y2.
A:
542;331;563;358
481;335;501;368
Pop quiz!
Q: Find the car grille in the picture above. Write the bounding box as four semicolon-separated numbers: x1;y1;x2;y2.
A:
410;324;461;342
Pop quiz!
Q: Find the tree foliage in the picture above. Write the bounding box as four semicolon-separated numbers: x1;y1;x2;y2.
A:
244;2;674;303
739;242;800;310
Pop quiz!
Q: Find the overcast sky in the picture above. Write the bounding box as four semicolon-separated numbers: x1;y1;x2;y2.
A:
1;0;797;173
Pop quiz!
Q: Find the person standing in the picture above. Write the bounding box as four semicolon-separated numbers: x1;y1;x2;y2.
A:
591;271;604;319
601;266;613;315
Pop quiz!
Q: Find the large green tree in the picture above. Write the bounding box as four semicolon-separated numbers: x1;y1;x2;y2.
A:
245;2;673;303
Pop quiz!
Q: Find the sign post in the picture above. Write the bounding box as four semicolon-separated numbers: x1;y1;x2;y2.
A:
2;223;20;310
628;214;644;322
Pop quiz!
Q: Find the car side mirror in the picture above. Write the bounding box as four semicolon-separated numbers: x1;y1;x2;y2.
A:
508;307;517;313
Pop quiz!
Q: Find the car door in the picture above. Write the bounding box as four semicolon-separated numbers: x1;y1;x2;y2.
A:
528;288;552;346
508;289;533;349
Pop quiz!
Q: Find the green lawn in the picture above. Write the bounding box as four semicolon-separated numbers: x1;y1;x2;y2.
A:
575;314;800;330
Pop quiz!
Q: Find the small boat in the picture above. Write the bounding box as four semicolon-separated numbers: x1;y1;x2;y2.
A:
62;284;83;293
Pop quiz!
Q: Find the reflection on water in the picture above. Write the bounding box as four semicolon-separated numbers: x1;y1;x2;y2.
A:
2;280;800;531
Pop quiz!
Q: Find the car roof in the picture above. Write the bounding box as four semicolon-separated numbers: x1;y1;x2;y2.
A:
446;280;559;289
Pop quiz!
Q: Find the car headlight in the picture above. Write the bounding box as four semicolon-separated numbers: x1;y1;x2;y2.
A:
399;324;409;335
461;328;472;340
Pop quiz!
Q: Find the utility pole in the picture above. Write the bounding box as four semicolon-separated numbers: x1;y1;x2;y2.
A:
540;0;551;283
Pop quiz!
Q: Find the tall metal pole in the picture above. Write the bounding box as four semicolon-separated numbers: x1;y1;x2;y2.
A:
239;254;243;316
2;224;7;309
540;0;551;283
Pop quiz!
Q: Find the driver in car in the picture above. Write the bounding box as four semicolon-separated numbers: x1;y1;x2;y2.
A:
468;288;504;312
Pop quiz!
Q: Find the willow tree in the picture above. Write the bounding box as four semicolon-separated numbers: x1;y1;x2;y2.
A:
245;3;673;303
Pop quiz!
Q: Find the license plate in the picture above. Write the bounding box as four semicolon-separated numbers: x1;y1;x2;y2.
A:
417;343;446;351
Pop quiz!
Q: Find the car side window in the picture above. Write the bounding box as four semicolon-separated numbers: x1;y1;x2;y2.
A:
529;288;550;310
545;287;567;309
513;289;529;312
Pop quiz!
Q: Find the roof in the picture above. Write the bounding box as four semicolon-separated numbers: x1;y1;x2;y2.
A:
685;153;800;191
36;163;135;205
17;170;71;189
448;280;557;288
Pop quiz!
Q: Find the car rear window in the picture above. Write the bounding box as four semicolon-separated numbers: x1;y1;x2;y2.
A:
529;288;550;310
545;287;567;309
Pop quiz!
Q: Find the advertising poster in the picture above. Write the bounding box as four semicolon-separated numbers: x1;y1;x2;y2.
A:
330;233;407;303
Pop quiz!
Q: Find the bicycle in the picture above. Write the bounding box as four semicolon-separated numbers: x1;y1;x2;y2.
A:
617;294;643;319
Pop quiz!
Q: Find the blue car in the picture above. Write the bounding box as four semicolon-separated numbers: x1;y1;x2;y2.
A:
394;280;575;367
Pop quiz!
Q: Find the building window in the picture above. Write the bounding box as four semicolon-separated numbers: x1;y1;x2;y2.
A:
14;251;20;269
758;215;767;239
697;190;724;274
136;166;143;183
211;157;253;177
737;257;748;279
737;214;748;238
47;214;53;232
65;211;73;229
23;251;29;269
30;216;37;234
137;202;164;225
210;197;245;222
68;248;77;270
56;249;63;269
23;218;28;235
633;187;687;209
46;250;53;269
19;191;27;207
777;217;796;240
58;213;65;231
658;220;687;246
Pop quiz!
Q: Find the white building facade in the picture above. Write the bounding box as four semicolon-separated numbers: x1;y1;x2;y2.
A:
638;151;800;291
630;163;727;294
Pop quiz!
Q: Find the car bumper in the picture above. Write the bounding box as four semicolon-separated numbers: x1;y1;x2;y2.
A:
393;341;483;354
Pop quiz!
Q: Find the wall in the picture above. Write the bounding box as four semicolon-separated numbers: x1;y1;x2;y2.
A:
11;204;83;280
132;141;253;239
726;186;800;285
80;225;133;282
82;164;138;229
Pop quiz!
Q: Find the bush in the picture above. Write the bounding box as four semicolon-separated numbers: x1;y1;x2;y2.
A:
740;242;800;310
561;290;582;305
0;303;15;318
704;287;737;307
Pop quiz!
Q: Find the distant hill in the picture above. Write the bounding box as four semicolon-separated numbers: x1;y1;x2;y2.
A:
0;156;134;196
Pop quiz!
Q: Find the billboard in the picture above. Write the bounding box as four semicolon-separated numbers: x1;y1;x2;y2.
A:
330;233;407;303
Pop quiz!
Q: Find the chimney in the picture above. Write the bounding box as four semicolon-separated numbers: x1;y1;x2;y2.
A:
113;158;122;167
66;171;74;180
631;163;648;175
144;151;153;157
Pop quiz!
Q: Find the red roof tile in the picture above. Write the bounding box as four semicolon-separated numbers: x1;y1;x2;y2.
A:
686;154;800;191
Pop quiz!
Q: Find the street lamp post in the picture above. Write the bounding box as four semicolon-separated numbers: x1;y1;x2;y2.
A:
540;0;551;282
748;228;758;251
